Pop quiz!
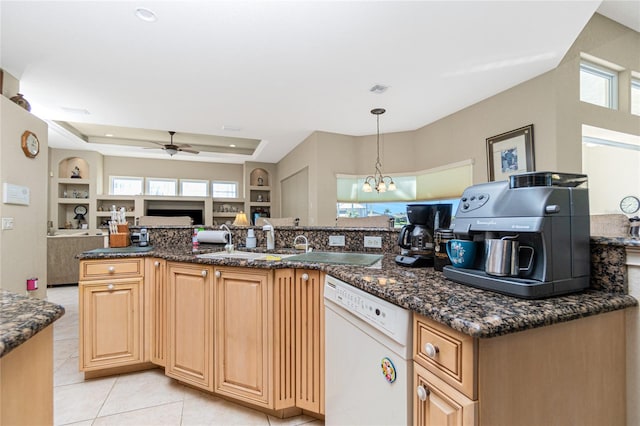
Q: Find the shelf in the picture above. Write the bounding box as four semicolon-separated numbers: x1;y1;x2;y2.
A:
58;178;90;185
249;202;271;207
249;185;271;191
58;198;90;204
96;212;135;217
213;212;239;218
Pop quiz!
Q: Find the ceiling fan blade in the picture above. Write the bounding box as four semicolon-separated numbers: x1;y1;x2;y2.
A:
180;148;200;154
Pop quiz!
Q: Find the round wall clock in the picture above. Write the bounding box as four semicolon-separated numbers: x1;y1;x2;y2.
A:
74;205;88;216
21;130;40;158
620;195;640;214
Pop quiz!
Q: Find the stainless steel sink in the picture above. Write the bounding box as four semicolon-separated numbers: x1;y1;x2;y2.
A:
284;251;383;266
196;251;293;261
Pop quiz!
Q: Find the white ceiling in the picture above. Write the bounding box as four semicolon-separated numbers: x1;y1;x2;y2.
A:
1;0;637;164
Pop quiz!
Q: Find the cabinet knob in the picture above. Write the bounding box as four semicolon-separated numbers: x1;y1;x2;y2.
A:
215;270;221;278
107;283;115;290
108;266;115;273
416;385;430;401
154;261;160;267
301;273;309;281
424;342;439;358
201;270;208;278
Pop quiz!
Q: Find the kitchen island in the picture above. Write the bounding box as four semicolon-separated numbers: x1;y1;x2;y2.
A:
78;238;637;338
0;289;65;425
77;231;638;425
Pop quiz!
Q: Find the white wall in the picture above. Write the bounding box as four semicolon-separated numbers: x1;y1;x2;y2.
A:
0;95;48;298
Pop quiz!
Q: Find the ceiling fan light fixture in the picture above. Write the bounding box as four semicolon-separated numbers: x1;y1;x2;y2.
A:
165;147;178;156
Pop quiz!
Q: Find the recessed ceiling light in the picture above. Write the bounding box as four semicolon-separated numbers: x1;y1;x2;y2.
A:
369;84;389;94
135;8;157;22
229;144;236;148
105;133;114;137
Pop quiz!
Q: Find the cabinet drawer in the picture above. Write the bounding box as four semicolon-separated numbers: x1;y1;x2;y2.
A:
80;258;144;281
413;313;477;399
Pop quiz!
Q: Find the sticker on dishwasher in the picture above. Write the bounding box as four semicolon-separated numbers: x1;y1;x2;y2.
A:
381;357;396;383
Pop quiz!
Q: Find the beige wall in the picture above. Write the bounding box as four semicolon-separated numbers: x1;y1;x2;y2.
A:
277;13;639;226
0;95;48;297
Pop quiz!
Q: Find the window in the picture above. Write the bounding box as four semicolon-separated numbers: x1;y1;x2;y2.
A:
147;178;177;196
632;78;640;116
180;179;208;196
110;176;143;195
580;61;618;109
338;199;460;228
336;160;472;227
212;181;238;198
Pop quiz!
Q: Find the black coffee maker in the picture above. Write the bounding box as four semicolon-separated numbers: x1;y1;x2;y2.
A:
395;203;452;267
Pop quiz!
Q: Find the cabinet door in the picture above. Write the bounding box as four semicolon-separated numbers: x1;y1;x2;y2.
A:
214;267;273;408
79;278;144;371
146;258;166;366
166;262;214;391
413;362;477;426
295;269;324;414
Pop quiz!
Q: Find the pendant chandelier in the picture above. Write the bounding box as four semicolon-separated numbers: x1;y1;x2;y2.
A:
362;108;396;193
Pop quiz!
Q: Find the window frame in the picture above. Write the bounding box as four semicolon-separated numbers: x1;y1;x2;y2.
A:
631;77;640;116
109;176;144;196
179;179;209;197
579;60;619;109
211;181;239;199
146;177;178;196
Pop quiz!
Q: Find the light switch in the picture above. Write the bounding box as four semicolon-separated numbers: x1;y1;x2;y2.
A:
2;217;14;230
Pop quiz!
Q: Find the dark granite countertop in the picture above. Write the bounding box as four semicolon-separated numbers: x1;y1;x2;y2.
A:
0;289;65;358
77;236;638;339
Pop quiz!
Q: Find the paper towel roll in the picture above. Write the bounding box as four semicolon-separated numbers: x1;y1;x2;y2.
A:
196;230;229;244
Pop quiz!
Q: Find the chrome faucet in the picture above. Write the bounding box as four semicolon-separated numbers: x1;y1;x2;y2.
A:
262;219;275;250
220;224;233;252
293;235;310;253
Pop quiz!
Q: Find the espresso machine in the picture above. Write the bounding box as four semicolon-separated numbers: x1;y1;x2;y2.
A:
396;203;452;267
443;171;590;298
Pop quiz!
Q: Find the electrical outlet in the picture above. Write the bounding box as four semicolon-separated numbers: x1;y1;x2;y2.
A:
329;235;345;246
2;217;14;230
364;236;382;248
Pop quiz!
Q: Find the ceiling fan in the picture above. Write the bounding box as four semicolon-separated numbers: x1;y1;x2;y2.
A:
146;131;199;156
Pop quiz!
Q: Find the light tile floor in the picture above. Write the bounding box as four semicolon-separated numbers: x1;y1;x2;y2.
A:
48;285;323;426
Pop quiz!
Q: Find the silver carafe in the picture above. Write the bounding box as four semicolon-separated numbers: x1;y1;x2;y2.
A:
485;236;534;277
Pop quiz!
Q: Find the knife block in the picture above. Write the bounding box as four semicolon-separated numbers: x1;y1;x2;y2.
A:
109;224;130;248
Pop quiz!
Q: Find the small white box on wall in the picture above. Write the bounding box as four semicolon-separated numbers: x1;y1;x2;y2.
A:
2;182;30;205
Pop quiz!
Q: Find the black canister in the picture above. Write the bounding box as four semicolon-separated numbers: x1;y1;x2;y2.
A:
434;228;454;271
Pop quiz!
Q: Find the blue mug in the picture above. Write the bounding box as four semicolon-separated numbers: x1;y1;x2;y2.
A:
446;239;477;269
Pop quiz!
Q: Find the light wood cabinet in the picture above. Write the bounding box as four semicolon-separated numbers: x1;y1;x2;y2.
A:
413;310;626;426
79;276;144;371
414;362;476;426
214;266;273;407
146;258;166;366
166;262;214;391
294;269;324;414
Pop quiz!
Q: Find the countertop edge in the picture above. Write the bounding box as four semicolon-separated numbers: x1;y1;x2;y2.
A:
0;289;66;358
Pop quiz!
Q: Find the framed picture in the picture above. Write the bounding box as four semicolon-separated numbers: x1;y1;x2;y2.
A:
486;124;534;181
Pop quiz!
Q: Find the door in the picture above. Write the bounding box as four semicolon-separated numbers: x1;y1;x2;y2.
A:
166;262;214;391
214;267;273;408
80;278;144;370
413;362;477;426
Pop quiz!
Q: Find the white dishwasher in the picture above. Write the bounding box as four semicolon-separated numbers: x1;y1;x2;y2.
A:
324;275;412;426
